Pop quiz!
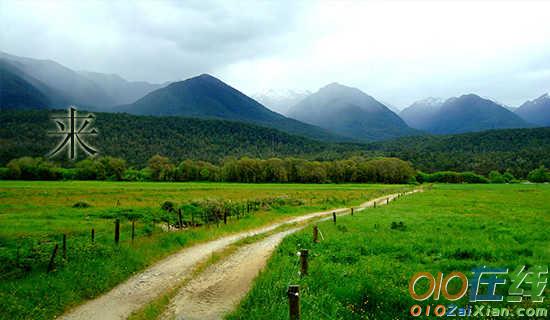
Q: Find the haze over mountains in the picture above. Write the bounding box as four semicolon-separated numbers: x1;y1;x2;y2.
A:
0;51;162;108
515;93;550;127
252;89;311;115
1;52;549;143
400;94;532;134
287;83;419;141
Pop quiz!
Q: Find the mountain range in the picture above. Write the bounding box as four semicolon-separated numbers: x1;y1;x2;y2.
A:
1;52;549;142
0;51;163;108
287;83;420;141
117;74;343;142
515;93;550;127
400;94;532;134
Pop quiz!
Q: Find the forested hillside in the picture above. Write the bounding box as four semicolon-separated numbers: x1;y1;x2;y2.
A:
0;109;363;166
373;128;550;177
2;110;550;178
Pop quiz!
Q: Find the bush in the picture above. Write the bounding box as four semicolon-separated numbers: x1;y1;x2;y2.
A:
73;201;91;208
502;170;517;183
488;171;505;183
527;166;550;183
6;157;61;180
417;171;488;184
161;201;176;212
0;167;10;180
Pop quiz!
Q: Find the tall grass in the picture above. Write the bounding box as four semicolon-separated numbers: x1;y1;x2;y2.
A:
229;184;550;319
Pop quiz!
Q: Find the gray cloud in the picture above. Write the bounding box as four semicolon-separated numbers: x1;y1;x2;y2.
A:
1;0;549;107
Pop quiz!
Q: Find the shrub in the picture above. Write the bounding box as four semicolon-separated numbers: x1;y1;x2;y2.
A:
161;201;176;212
488;171;505;183
527;166;550;183
73;201;91;208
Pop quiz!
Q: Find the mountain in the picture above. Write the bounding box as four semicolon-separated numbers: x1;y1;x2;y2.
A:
515;93;550;127
252;89;311;115
0;52;165;108
0;51;113;107
287;83;419;141
78;71;166;106
401;94;530;134
400;97;444;129
399;98;444;129
118;74;343;142
0;60;51;110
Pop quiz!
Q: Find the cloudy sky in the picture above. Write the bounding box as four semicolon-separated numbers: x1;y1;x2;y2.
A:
1;0;550;108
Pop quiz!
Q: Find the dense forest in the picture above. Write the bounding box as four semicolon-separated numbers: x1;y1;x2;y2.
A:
0;109;364;166
371;127;550;178
1;110;550;178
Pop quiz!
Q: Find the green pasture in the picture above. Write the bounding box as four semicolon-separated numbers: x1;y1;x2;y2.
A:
229;184;550;319
0;181;407;320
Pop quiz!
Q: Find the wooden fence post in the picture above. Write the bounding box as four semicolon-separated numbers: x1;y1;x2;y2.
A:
91;228;95;243
178;209;183;229
62;234;67;260
351;208;354;216
374;201;376;208
287;285;300;320
313;225;318;243
300;249;308;276
386;198;389;205
114;219;120;244
332;212;336;224
224;209;227;225
47;244;58;273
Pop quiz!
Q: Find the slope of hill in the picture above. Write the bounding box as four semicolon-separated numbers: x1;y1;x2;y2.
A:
287;83;420;141
402;94;531;134
0;61;51;110
0;51;113;107
515;93;550;127
118;74;344;142
0;52;166;108
0;109;359;166
373;127;550;177
78;71;166;106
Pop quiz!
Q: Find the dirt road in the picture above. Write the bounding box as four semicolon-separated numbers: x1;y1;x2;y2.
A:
60;190;419;320
160;228;300;320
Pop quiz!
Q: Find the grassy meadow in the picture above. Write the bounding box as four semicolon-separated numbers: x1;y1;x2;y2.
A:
229;184;550;319
0;181;408;320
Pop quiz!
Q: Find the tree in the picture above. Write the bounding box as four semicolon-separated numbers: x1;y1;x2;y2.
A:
488;171;505;183
148;155;174;181
527;166;549;183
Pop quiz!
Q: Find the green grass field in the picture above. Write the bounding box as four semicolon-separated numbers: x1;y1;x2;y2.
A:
0;181;408;320
229;184;550;319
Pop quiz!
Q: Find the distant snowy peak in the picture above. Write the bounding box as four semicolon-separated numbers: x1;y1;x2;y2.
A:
515;92;550;127
253;89;311;115
416;97;444;106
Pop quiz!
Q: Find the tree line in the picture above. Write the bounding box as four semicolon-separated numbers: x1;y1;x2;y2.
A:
0;155;417;184
2;155;549;184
